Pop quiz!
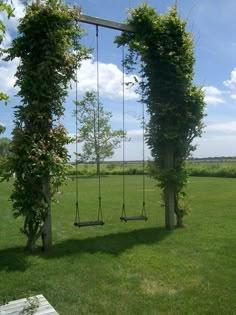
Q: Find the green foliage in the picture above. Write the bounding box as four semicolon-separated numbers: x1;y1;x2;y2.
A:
0;92;9;104
0;137;11;176
0;0;14;43
116;4;205;226
0;137;10;156
4;0;90;250
0;124;6;134
75;91;125;168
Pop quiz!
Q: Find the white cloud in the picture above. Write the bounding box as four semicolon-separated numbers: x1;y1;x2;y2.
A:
111;112;142;124
223;68;236;100
127;129;143;137
0;0;23;95
0;58;19;95
205;121;236;134
204;86;225;105
1;0;24;31
0;53;139;101
204;86;221;95
193;135;236;158
111;141;150;161
192;120;236;157
204;96;224;105
224;68;236;90
1;1;139;102
1;31;12;48
0;0;24;48
74;58;139;100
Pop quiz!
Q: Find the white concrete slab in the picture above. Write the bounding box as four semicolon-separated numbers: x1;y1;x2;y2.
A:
0;294;59;315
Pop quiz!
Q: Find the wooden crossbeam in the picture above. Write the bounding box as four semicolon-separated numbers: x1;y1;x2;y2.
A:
78;14;135;33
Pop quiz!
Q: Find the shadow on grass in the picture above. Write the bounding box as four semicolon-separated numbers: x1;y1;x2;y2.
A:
0;227;172;272
49;226;171;257
0;246;31;272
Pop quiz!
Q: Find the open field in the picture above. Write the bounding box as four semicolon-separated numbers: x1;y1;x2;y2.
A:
187;160;236;178
0;176;236;314
68;159;236;178
68;161;145;176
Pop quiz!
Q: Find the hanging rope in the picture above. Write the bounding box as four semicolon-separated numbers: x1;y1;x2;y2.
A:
74;24;104;227
120;45;127;220
74;37;80;226
141;63;147;218
120;56;148;222
96;24;103;223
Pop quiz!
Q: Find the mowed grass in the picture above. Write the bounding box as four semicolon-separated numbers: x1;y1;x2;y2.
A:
0;176;236;315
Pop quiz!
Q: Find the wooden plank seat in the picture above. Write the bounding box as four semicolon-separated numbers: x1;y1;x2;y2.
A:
120;215;148;222
74;220;104;227
0;294;59;315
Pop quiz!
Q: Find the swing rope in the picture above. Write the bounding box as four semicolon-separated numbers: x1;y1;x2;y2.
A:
96;24;103;223
120;54;148;222
74;24;104;227
141;63;147;219
74;48;80;225
121;45;127;219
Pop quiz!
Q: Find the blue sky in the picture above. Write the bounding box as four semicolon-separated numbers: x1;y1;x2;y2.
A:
1;0;236;160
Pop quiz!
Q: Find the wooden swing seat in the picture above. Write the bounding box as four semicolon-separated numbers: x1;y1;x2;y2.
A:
120;215;148;222
74;220;104;228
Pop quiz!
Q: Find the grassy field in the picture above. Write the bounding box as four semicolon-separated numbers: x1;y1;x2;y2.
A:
187;160;236;178
0;176;236;314
68;159;236;178
68;162;145;175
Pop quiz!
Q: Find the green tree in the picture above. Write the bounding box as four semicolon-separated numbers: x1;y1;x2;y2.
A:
75;91;125;175
116;4;205;228
4;0;90;251
0;125;5;134
0;137;10;176
0;137;10;156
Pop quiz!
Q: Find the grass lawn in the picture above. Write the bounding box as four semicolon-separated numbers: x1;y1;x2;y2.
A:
0;176;236;315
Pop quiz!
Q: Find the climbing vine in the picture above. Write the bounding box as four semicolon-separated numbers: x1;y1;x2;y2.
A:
5;0;90;250
116;4;205;227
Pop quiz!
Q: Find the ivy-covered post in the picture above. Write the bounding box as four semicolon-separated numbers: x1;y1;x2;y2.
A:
164;146;175;228
5;0;90;251
116;4;205;229
41;177;52;251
